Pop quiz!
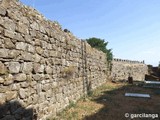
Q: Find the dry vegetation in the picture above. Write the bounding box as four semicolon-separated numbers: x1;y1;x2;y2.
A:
52;81;160;120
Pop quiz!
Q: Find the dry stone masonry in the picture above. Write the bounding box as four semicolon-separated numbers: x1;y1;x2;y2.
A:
0;0;107;119
0;0;148;119
111;58;148;81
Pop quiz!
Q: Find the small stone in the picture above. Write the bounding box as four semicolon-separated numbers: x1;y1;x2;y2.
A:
42;84;50;92
32;74;44;81
4;74;13;85
30;30;36;37
0;61;8;75
30;21;39;30
10;83;20;91
6;91;17;101
4;38;15;49
49;50;57;57
39;92;45;103
32;94;38;104
0;7;6;16
19;88;26;99
0;85;9;93
8;50;21;58
26;44;35;53
4;29;15;39
16;42;27;50
7;9;22;22
33;63;44;73
14;73;27;82
45;66;52;74
34;54;41;63
0;49;9;58
20;82;29;88
16;21;29;34
0;77;4;83
21;62;33;74
0;93;6;105
26;74;33;81
8;62;21;73
35;46;43;55
3;17;16;31
14;33;25;42
21;52;34;61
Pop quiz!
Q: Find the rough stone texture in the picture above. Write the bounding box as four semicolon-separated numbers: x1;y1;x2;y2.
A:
0;61;8;75
111;58;148;81
0;0;147;120
14;73;27;82
8;62;21;73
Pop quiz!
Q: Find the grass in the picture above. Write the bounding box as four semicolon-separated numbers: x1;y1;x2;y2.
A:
50;81;160;120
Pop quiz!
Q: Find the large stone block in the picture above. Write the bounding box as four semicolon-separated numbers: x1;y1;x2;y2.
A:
34;53;41;63
7;9;22;22
0;77;4;83
10;83;20;91
49;50;57;57
21;52;34;61
6;91;17;101
0;48;9;58
45;66;52;74
27;42;35;50
21;62;33;74
20;82;29;88
19;88;26;99
4;38;15;49
16;42;27;50
16;21;29;34
0;7;6;16
30;21;39;31
14;73;27;82
8;50;21;59
4;29;15;39
32;74;44;81
3;17;16;31
35;46;43;55
33;63;44;73
8;62;21;73
14;33;25;42
4;74;13;85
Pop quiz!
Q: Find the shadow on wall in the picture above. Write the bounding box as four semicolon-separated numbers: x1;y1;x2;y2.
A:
0;100;37;120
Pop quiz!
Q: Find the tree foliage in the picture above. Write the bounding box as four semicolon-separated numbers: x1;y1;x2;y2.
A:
86;37;113;62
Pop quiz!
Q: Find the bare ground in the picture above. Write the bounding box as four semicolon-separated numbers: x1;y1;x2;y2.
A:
53;81;160;120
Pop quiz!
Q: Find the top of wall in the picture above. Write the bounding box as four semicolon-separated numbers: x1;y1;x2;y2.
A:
0;0;79;39
113;58;145;64
0;0;106;56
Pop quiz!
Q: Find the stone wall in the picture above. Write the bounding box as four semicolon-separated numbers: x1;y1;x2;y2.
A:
111;58;148;81
0;0;107;119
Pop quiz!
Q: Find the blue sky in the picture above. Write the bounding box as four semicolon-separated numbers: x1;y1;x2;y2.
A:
20;0;160;66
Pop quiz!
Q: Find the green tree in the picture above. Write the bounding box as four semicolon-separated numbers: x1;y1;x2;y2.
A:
86;37;113;62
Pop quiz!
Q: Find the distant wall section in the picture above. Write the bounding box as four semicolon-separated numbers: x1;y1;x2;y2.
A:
111;58;148;81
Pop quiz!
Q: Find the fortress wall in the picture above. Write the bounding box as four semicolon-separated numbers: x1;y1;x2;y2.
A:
0;0;107;119
111;58;148;81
